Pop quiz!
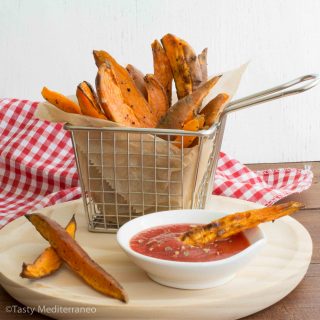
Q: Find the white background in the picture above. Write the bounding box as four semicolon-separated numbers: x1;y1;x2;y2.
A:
1;0;319;163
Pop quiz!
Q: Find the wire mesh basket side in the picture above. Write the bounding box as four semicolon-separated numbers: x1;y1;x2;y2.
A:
69;126;220;233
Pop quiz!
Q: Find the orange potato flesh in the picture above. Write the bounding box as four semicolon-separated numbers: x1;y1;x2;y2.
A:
181;202;304;246
76;81;107;119
201;93;230;127
93;49;118;67
41;87;81;114
161;34;192;99
20;215;77;279
25;213;128;303
151;40;173;106
93;50;156;127
144;74;169;124
173;115;205;148
157;75;220;129
96;62;142;128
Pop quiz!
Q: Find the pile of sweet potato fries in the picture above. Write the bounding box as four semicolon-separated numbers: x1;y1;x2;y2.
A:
41;34;229;148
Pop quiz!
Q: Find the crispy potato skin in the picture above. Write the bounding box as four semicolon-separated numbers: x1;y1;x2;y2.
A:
157;76;220;129
96;63;142;128
76;81;107;119
151;40;173;106
181;202;304;246
180;40;203;90
173;115;205;148
198;48;208;83
144;74;169;124
93;50;156;127
201;93;229;127
161;34;192;99
41;87;81;114
25;213;128;303
126;64;148;99
20;215;77;279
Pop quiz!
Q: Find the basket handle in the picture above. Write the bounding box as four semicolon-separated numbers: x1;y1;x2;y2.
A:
222;74;320;115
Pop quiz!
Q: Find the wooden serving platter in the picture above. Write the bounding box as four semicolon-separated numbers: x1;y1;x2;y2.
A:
0;196;312;320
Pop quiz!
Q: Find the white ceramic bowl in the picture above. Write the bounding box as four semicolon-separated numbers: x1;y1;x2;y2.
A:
117;209;266;289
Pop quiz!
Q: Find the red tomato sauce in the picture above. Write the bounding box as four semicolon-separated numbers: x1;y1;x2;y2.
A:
130;224;250;262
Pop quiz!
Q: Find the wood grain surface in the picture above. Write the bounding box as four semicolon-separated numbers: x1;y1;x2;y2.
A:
0;162;319;320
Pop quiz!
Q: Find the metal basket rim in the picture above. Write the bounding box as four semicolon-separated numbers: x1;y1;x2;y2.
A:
63;123;218;138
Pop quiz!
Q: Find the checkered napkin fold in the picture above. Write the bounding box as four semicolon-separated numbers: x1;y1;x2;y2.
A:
0;99;312;228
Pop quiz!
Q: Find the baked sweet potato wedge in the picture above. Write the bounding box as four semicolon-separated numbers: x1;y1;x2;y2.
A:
76;81;107;119
161;34;192;99
180;39;203;90
93;50;156;127
144;74;169;124
198;48;208;83
96;62;142;128
201;93;229;127
157;75;220;129
41;87;81;114
181;202;304;246
93;49;118;67
20;215;77;279
25;213;128;303
126;64;148;99
173;115;205;148
151;40;173;106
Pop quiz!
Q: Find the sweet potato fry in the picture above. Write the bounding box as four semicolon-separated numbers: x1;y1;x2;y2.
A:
41;87;81;114
144;74;168;124
181;202;304;246
180;39;203;90
126;64;148;99
201;93;229;126
198;48;208;83
151;40;173;106
96;62;142;128
93;50;156;127
76;81;107;119
157;75;220;129
25;213;128;303
173;115;205;148
93;50;118;67
20;215;77;279
161;34;192;99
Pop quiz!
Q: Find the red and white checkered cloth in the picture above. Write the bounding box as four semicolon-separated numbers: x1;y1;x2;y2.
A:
0;98;313;228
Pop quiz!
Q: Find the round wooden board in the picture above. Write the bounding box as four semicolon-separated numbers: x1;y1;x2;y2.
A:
0;196;312;320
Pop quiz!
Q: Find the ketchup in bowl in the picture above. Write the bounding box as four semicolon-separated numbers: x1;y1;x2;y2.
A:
130;224;250;262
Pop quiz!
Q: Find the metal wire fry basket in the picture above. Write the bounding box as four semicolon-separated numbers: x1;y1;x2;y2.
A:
64;74;319;232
